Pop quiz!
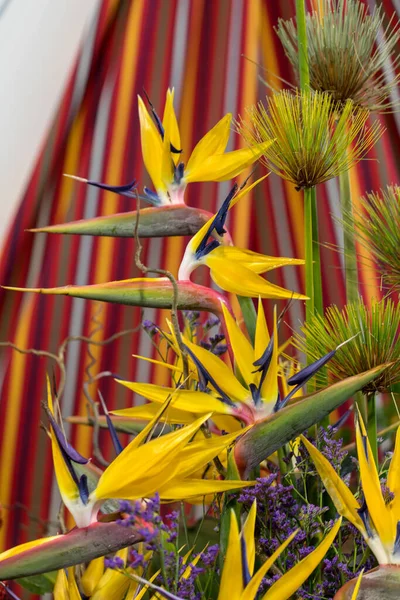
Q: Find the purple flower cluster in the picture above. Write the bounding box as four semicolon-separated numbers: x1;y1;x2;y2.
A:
238;427;377;598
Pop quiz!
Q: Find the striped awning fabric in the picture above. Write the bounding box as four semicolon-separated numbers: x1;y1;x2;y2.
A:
0;0;398;557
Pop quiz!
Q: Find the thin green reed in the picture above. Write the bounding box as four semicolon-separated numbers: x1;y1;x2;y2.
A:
296;0;323;320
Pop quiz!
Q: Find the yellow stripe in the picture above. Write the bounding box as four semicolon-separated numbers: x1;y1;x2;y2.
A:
74;0;146;469
0;107;88;551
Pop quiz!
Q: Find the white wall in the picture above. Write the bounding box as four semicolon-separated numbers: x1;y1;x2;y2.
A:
0;0;98;244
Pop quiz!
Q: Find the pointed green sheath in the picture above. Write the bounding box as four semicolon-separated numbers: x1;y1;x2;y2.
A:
28;205;212;238
0;522;143;580
334;566;400;599
3;278;229;316
234;365;387;476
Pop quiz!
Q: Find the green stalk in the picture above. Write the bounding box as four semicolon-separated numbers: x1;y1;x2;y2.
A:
296;0;310;89
366;392;378;465
237;295;257;345
339;169;359;303
311;186;323;316
304;187;314;322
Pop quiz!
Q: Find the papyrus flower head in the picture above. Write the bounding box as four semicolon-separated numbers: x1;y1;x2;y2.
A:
342;185;400;293
276;0;400;112
294;297;400;394
238;90;383;190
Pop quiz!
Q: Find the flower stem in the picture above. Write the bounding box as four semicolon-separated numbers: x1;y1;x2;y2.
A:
339;169;359;303
311;186;323;316
366;392;378;465
296;0;310;90
304;187;314;322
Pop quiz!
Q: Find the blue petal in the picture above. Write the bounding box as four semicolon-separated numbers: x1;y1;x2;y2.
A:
78;474;90;505
98;391;123;456
174;162;185;184
195;184;238;259
393;521;400;555
287;350;336;387
45;406;88;464
86;179;137;198
143;88;165;138
357;499;373;538
240;535;252;587
143;187;163;205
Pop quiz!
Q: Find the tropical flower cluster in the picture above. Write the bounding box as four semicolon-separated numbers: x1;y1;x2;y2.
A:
2;1;400;599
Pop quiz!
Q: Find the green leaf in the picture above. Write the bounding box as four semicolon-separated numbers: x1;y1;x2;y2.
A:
0;522;143;580
234;364;387;476
28;205;211;238
16;571;57;594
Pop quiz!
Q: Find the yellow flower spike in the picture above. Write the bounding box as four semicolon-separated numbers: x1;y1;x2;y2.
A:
185;113;232;175
350;570;364;600
301;435;365;533
158;478;254;503
137;95;165;199
259;306;279;406
241;500;257;576
184;140;274;183
131;353;182;374
45;377;95;527
220;302;258;388
173;427;251;480
53;568;81;600
241;529;299;599
355;413;394;547
94;413;212;501
387;426;400;520
161;127;174;190
91;548;130;600
162;88;181;164
183;335;250;403
80;556;105;596
254;298;270;361
213;246;305;274
116;380;234;416
217;511;244;600
138;89;268;205
206;252;307;300
111;402;196;425
261;518;342;600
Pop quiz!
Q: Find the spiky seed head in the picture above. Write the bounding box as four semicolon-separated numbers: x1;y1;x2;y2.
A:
275;0;400;112
293;297;400;394
237;90;383;190
342;185;400;293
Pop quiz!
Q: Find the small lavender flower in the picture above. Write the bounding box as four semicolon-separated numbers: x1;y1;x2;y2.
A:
104;556;125;570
